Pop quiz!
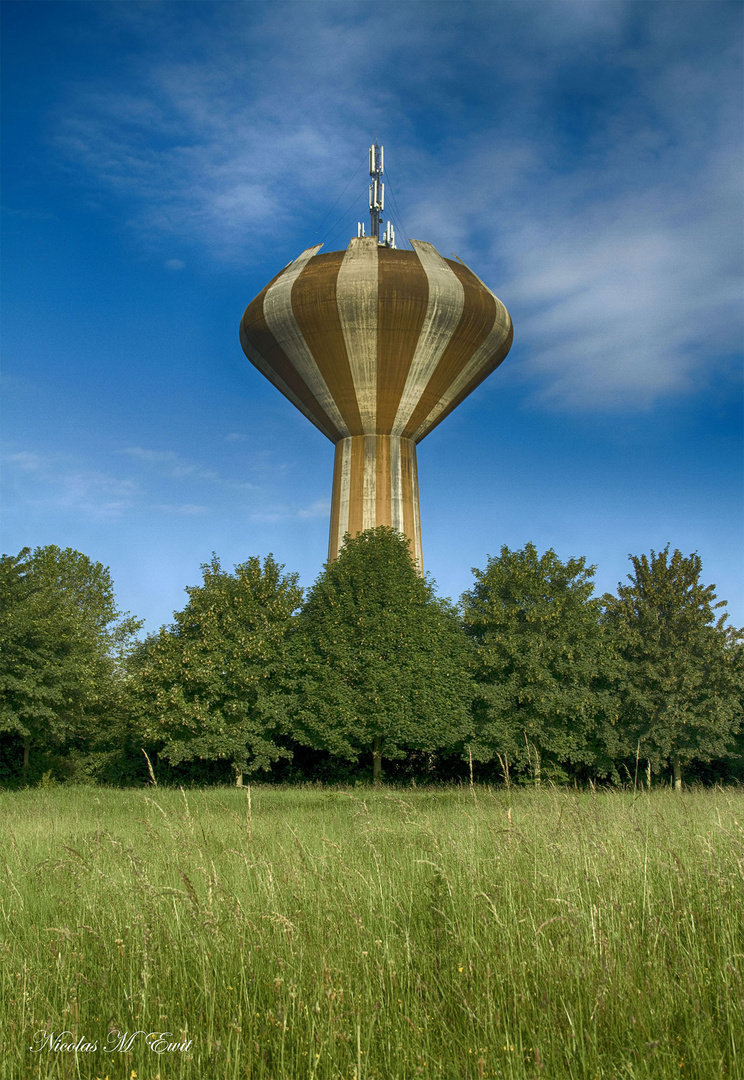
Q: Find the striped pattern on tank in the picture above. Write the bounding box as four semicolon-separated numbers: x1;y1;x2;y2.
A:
329;435;422;568
240;236;513;568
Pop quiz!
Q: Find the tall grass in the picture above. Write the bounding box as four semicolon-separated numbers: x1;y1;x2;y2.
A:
1;784;742;1079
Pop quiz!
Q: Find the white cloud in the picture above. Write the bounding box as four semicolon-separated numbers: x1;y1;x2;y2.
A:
121;446;218;481
8;451;44;471
298;499;330;520
49;2;742;410
250;510;285;524
483;148;743;410
2;450;140;519
121;446;261;490
152;503;209;515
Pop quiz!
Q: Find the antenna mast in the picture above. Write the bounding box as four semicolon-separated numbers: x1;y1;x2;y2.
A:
358;141;395;248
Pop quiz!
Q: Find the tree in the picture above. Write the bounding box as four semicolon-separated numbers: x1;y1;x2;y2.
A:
602;546;743;790
0;546;141;776
134;554;303;783
284;528;473;783
461;543;616;783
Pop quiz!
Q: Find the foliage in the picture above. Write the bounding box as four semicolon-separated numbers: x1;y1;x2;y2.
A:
461;543;617;781
284;528;473;780
602;546;744;787
134;554;303;779
0;546;141;774
2;536;742;791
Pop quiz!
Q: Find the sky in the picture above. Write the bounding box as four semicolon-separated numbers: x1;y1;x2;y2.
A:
2;0;742;633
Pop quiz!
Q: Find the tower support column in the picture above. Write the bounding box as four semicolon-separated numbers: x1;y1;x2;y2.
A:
329;434;422;572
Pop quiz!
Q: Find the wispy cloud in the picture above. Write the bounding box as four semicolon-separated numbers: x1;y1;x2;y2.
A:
2;446;284;527
3;448;213;520
494;152;742;409
247;497;329;524
121;446;218;481
49;2;742;411
3;450;140;519
7;451;45;471
298;499;330;520
250;510;286;524
121;445;259;490
152;503;209;515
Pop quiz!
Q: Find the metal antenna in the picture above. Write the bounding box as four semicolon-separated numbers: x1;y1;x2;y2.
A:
360;141;395;248
369;142;383;242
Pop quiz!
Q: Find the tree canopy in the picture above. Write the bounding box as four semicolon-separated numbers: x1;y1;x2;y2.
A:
602;546;743;788
285;528;474;782
134;554;303;782
461;543;617;782
0;545;141;773
2;536;741;789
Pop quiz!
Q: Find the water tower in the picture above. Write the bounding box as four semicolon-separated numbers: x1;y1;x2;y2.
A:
239;144;512;569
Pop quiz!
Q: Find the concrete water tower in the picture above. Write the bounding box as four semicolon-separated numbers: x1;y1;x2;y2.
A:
240;144;512;569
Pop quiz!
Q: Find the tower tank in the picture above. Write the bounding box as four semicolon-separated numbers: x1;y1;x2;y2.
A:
239;147;513;569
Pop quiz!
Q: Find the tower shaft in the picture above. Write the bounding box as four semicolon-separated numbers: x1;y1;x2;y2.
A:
329;434;422;568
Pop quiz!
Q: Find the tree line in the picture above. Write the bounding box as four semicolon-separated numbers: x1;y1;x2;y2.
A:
1;531;742;789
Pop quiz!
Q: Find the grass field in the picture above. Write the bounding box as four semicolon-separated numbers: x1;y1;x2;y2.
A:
1;783;742;1080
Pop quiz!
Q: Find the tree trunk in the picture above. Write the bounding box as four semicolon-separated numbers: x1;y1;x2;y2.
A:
235;769;244;788
672;755;682;792
23;741;30;775
372;739;382;785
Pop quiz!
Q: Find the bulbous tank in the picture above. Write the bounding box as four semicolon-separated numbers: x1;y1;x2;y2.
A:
240;236;512;568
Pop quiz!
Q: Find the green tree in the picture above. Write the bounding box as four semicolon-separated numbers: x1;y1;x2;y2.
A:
0;546;141;776
285;528;473;783
134;554;302;784
602;546;743;790
461;543;616;783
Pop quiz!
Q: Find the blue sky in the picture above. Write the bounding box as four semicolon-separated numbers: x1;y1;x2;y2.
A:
2;0;742;632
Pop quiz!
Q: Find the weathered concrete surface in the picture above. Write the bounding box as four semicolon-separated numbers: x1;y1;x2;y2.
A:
240;237;513;569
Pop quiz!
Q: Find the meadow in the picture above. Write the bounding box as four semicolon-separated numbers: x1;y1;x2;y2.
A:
1;784;741;1080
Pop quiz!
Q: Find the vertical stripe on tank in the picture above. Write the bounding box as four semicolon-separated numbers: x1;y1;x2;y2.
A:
375;436;392;530
411;296;511;442
336;238;379;433
336;438;352;556
263;246;350;438
346;436;366;540
391;240;465;435
389;436;404;534
400;441;415;559
290;252;364;436
363;435;377;531
376;249;429;431
409;442;423;571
